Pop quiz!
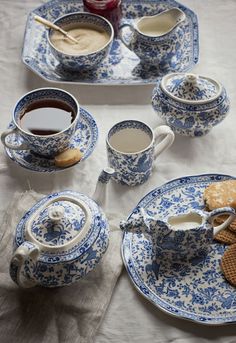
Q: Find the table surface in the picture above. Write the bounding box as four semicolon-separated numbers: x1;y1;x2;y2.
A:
1;0;236;342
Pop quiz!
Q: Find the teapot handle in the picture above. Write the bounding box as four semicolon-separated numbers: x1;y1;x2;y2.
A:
207;207;236;236
119;23;134;49
9;241;40;288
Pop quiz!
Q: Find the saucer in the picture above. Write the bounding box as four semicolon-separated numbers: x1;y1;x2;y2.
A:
22;0;199;85
4;107;98;172
122;174;236;325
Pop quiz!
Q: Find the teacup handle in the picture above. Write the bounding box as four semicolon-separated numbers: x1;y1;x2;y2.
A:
207;207;236;235
9;241;39;288
1;128;30;150
119;23;134;49
153;125;175;159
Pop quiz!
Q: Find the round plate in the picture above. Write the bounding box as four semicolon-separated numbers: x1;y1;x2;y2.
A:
4;107;98;172
122;174;236;325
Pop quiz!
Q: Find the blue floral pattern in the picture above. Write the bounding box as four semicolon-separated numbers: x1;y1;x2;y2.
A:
4;107;98;172
120;9;186;66
152;78;230;136
22;0;199;85
122;174;236;324
12;191;109;288
48;12;113;71
31;200;86;246
107;121;154;186
12;89;79;157
164;75;219;101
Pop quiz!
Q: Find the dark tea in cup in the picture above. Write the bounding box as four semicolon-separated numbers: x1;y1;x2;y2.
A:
19;99;76;136
1;88;80;157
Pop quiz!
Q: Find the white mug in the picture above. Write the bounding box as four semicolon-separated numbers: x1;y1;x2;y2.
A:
106;120;175;186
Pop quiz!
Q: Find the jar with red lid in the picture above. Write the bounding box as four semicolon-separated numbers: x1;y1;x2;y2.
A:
83;0;122;37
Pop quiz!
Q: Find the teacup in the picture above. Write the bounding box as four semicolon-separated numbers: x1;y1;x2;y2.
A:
1;88;80;157
121;207;236;261
106;120;175;186
48;12;114;71
119;8;186;65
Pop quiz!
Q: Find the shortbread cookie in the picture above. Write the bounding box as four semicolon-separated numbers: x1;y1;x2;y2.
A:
203;180;236;210
214;228;236;245
54;148;83;167
221;244;236;286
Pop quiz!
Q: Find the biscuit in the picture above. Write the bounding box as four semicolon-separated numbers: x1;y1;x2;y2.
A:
54;148;83;167
214;227;236;245
203;180;236;210
221;244;236;287
214;216;236;233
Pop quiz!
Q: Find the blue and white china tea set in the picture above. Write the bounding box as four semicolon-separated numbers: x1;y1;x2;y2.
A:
1;0;235;326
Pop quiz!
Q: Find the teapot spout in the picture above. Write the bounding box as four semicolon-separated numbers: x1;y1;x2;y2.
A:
92;167;115;208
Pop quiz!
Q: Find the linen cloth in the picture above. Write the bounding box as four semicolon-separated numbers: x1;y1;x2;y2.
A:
0;191;123;343
1;0;236;343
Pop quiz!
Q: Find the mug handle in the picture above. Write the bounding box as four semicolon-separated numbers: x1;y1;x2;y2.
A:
207;207;236;236
9;241;39;288
153;125;175;159
1;128;30;150
119;23;134;49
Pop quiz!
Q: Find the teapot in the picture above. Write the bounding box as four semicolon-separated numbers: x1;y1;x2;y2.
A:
152;72;230;136
121;206;236;261
119;8;186;65
10;168;115;288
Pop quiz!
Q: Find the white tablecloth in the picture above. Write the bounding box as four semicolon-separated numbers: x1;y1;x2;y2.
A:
1;0;236;342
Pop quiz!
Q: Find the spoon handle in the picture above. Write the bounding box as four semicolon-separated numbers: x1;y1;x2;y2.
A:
34;15;79;44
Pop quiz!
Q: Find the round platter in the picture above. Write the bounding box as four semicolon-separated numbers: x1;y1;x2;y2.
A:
122;174;236;325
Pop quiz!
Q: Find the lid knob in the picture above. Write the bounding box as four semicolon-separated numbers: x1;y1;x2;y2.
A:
185;74;198;84
48;205;65;222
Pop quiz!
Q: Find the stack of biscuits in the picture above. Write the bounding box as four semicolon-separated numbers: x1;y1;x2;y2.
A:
203;179;236;287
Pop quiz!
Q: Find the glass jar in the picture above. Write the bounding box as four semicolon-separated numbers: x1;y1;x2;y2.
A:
83;0;122;37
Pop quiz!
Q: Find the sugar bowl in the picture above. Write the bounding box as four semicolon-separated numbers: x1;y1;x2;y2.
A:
152;73;230;136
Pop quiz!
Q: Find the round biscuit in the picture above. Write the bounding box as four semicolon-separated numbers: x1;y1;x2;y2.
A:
203;180;236;210
54;148;83;167
221;244;236;287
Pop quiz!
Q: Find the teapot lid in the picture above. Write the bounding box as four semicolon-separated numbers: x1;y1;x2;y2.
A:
161;73;222;104
25;195;92;251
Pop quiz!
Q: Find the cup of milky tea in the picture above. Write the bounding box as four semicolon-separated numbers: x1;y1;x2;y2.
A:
1;88;80;157
48;12;114;71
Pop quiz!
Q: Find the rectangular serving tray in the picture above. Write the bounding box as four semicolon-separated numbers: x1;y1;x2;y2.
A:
22;0;199;85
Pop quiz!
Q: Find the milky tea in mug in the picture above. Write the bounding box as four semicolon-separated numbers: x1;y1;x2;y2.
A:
106;120;175;186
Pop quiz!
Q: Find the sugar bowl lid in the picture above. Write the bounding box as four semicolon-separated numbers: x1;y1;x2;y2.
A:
25;194;92;252
161;73;222;104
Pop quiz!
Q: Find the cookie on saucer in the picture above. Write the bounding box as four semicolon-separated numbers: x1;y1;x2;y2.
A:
203;180;236;210
54;148;83;168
